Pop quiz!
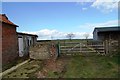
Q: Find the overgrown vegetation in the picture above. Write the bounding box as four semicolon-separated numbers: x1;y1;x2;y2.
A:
3;60;43;78
41;55;119;78
2;57;29;72
3;54;119;78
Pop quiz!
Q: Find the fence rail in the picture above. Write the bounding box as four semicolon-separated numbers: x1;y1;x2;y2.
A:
58;41;105;56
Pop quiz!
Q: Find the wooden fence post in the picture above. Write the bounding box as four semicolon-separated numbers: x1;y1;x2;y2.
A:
104;40;109;54
103;41;105;54
57;42;60;56
79;43;81;53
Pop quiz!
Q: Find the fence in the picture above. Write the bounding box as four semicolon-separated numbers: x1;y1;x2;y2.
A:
104;40;119;55
58;41;105;56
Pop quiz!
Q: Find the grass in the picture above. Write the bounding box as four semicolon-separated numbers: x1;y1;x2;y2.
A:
3;55;119;78
63;55;119;78
3;60;43;78
2;57;29;72
47;71;60;78
40;54;119;78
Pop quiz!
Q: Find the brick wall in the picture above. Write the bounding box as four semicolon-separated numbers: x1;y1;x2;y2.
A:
0;22;2;72
2;23;18;65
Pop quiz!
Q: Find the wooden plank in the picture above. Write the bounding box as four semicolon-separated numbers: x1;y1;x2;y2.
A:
60;49;104;53
88;45;104;47
61;51;97;53
60;47;87;49
60;48;94;51
60;48;90;51
60;46;80;48
95;48;105;50
60;42;80;44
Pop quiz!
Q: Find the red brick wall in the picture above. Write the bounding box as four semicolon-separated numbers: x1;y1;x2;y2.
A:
0;22;2;70
2;23;18;65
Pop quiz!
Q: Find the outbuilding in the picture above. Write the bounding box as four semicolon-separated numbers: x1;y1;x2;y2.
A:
93;26;120;54
0;14;19;65
0;14;38;66
93;27;120;41
17;32;38;57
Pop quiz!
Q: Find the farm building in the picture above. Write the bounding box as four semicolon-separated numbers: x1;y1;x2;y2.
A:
93;27;120;54
93;27;120;41
17;32;38;57
0;14;38;65
0;14;19;65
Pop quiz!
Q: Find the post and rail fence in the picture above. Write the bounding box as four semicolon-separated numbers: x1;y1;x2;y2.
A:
57;40;119;56
57;41;105;56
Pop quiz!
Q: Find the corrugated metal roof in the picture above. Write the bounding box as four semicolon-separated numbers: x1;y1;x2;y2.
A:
93;26;120;33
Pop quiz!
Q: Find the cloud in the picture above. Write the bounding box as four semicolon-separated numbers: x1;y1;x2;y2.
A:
88;20;118;27
21;20;118;40
91;0;119;13
78;20;119;32
76;0;119;13
22;29;92;40
90;20;119;27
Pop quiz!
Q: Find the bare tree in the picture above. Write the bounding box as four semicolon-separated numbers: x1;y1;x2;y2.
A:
51;36;54;40
66;33;75;41
83;33;89;45
83;33;89;40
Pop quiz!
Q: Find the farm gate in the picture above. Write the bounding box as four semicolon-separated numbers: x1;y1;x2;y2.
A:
58;41;105;56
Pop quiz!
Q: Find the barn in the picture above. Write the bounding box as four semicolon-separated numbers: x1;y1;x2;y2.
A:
93;27;120;41
93;27;120;54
